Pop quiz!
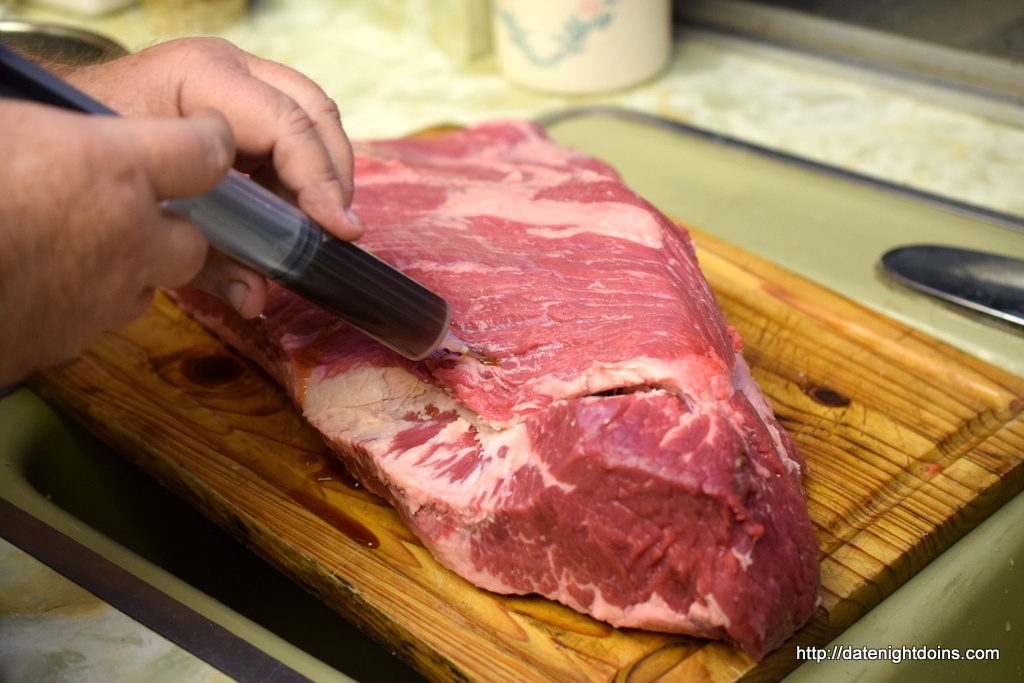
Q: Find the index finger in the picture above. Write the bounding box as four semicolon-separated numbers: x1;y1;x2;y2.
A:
178;55;359;240
246;55;354;207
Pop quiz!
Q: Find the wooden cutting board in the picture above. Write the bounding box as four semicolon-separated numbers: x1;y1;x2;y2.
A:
30;226;1024;682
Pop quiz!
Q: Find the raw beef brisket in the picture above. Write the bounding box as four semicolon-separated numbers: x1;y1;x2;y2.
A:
175;121;819;658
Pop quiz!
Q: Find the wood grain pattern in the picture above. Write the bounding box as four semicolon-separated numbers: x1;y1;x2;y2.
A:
30;227;1024;682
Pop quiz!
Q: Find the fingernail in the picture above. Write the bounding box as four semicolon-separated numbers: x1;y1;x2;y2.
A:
224;280;249;314
344;208;363;228
195;109;233;170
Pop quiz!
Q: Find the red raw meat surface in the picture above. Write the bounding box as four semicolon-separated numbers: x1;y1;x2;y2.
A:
174;120;819;658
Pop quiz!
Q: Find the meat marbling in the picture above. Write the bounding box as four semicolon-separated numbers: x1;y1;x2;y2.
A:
174;120;820;658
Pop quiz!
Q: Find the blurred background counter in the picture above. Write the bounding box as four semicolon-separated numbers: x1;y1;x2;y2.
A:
6;0;1023;217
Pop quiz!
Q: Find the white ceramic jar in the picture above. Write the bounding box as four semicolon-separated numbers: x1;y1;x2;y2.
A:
492;0;672;94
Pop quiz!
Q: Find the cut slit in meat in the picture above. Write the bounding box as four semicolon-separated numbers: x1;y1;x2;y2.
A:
172;120;820;659
588;384;663;397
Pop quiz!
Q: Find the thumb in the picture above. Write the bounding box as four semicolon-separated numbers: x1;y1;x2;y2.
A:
113;109;235;200
189;249;268;319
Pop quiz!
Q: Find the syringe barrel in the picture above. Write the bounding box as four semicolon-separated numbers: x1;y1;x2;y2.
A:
167;171;452;361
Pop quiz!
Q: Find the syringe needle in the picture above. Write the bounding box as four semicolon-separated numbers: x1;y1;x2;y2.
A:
441;332;500;366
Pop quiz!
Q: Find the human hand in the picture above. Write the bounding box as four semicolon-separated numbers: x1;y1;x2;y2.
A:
65;37;361;318
0;101;234;385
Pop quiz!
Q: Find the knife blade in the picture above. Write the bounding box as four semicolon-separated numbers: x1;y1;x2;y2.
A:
880;245;1024;328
